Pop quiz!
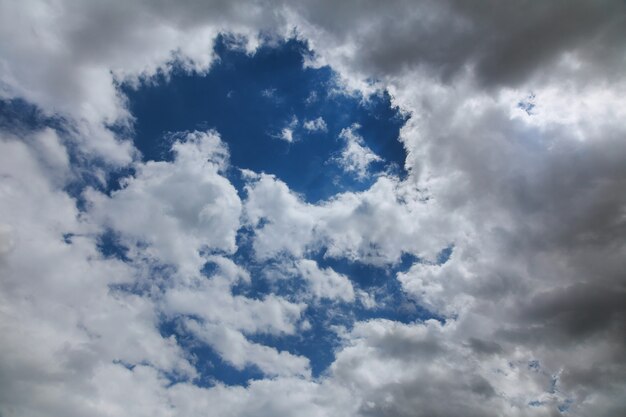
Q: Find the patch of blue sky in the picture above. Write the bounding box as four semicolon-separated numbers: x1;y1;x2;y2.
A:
227;228;442;326
96;228;131;262
123;35;408;203
0;98;53;133
517;92;536;116
245;302;346;378
436;244;454;265
558;399;573;413
528;359;541;371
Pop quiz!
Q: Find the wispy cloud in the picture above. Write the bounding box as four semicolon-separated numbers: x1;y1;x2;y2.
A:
335;124;381;179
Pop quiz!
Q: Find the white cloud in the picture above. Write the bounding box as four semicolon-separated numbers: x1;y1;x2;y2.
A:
386;64;626;416
85;130;241;276
303;117;327;132
356;289;377;309
163;276;306;336
280;128;294;142
166;376;357;417
185;320;310;378
261;88;277;98
335;124;381;179
2;1;626;416
329;319;569;417
296;259;355;302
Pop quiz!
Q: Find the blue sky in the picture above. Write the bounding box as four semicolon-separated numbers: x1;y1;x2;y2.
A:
124;36;407;202
1;2;626;417
120;37;433;384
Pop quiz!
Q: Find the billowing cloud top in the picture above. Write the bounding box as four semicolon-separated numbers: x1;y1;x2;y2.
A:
1;1;625;417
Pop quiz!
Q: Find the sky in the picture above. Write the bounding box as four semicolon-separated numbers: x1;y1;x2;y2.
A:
0;1;625;417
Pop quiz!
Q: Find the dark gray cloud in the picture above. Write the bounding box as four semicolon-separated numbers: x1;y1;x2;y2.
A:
290;0;626;87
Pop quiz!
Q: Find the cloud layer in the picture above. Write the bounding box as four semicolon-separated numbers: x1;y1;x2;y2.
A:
1;1;625;417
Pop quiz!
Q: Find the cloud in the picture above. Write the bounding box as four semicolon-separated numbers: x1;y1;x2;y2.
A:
85;130;241;276
303;117;327;132
185;320;311;378
280;128;294;142
2;0;624;162
0;131;196;416
290;0;626;89
244;173;450;265
388;61;626;415
335;124;381;179
2;1;626;416
296;259;355;302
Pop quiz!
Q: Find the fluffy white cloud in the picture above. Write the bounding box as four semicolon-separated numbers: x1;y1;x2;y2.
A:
163;273;305;336
386;53;626;416
166;376;356;417
296;259;355;302
244;172;450;264
335;124;381;179
0;132;195;416
185;320;310;378
86;130;241;276
277;115;299;142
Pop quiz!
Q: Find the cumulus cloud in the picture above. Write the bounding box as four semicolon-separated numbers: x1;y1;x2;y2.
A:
185;320;311;378
86;130;241;276
277;115;299;142
0;132;196;416
244;172;450;264
0;223;14;255
2;1;626;416
387;51;626;416
335;124;381;179
303;117;327;132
